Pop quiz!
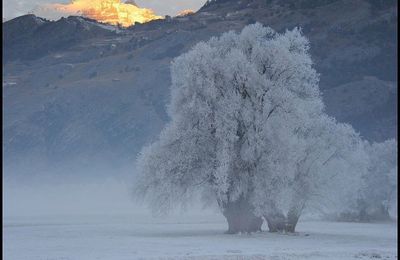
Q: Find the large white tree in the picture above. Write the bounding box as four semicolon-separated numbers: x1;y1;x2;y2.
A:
134;23;371;233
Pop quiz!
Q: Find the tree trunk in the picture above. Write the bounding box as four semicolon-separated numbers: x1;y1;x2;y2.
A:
358;207;370;222
285;207;301;233
368;204;392;222
264;205;302;233
263;213;299;233
221;196;263;234
264;210;287;232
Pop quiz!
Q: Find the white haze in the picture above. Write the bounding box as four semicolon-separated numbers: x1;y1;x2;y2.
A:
3;169;222;219
4;176;136;217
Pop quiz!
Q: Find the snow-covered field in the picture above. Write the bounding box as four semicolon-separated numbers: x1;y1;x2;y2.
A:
3;213;397;260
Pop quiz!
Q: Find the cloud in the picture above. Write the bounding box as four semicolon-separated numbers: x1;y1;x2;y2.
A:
3;0;206;21
32;0;164;26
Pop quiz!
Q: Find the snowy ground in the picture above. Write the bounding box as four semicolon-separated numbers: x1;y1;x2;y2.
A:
3;213;397;260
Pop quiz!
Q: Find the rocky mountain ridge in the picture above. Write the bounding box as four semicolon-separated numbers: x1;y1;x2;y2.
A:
3;0;397;178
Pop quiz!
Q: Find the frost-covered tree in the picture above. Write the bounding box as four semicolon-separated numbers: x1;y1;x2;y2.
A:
328;139;397;223
235;27;368;232
252;112;367;232
136;24;276;233
134;23;368;233
356;139;397;221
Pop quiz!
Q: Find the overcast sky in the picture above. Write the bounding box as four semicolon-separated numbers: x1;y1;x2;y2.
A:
3;0;207;20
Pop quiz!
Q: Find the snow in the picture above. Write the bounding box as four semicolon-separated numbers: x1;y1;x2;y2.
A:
3;213;397;260
85;19;123;33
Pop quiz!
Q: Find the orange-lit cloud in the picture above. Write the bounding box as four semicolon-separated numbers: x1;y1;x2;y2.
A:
176;9;194;17
45;0;164;27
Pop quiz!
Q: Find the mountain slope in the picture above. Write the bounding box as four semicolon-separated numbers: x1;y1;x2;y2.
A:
3;0;397;178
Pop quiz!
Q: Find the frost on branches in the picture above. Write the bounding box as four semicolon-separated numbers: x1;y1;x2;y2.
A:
134;23;397;234
337;139;398;222
360;139;398;221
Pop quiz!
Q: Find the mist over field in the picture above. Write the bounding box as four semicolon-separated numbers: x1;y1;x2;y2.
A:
4;175;136;217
